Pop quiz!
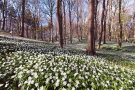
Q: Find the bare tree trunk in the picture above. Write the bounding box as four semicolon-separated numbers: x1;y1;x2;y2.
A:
87;0;95;55
80;26;82;40
26;25;29;38
56;26;58;41
108;0;112;41
41;24;43;41
2;0;6;31
118;0;122;48
63;1;66;44
68;0;72;44
103;19;106;44
79;5;83;40
97;0;105;49
79;18;83;40
5;12;8;31
50;13;54;43
94;0;98;40
133;14;135;42
33;16;37;39
21;0;25;37
0;13;1;30
9;18;12;34
76;0;80;42
103;0;109;44
56;0;63;48
19;21;21;35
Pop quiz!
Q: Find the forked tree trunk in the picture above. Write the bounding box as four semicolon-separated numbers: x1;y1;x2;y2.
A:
87;0;95;55
97;0;105;49
56;0;63;48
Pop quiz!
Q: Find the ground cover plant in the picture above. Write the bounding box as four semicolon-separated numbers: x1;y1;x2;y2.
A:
0;36;135;90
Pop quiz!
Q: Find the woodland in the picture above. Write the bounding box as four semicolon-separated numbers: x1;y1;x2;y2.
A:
0;0;135;89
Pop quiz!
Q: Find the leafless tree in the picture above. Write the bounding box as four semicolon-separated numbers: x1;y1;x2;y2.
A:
87;0;96;55
56;0;63;48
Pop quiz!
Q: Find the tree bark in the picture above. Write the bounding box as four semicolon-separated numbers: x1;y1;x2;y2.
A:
76;0;80;42
68;0;73;44
63;1;66;44
97;0;105;49
118;0;122;48
87;0;95;55
50;13;54;43
108;0;112;41
94;0;98;40
41;24;43;41
0;12;1;29
103;0;109;44
133;14;135;42
2;0;6;31
26;25;29;38
56;0;63;48
21;0;25;37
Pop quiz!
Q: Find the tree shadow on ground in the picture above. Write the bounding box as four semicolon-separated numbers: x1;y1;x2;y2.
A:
122;46;135;53
97;52;135;69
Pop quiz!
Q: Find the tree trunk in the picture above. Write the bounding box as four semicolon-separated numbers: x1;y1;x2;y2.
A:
76;0;80;42
87;0;95;55
108;0;112;41
63;1;66;44
79;5;83;40
56;26;58;41
2;0;6;31
133;14;135;42
118;0;122;48
103;19;106;44
103;0;109;44
50;13;54;43
56;0;63;48
5;12;7;31
41;24;43;41
68;0;72;44
21;0;25;37
0;14;1;30
97;0;105;49
10;19;12;32
80;24;83;40
26;25;29;38
94;0;98;40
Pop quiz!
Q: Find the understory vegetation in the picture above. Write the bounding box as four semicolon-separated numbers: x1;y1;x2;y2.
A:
0;36;135;90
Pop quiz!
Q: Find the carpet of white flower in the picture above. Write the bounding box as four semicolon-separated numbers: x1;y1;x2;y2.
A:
0;36;135;90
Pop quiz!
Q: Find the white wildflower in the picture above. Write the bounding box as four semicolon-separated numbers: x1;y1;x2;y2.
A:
63;81;67;86
35;83;38;87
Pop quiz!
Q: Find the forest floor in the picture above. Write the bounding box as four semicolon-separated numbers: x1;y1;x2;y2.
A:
66;40;135;70
0;35;135;89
